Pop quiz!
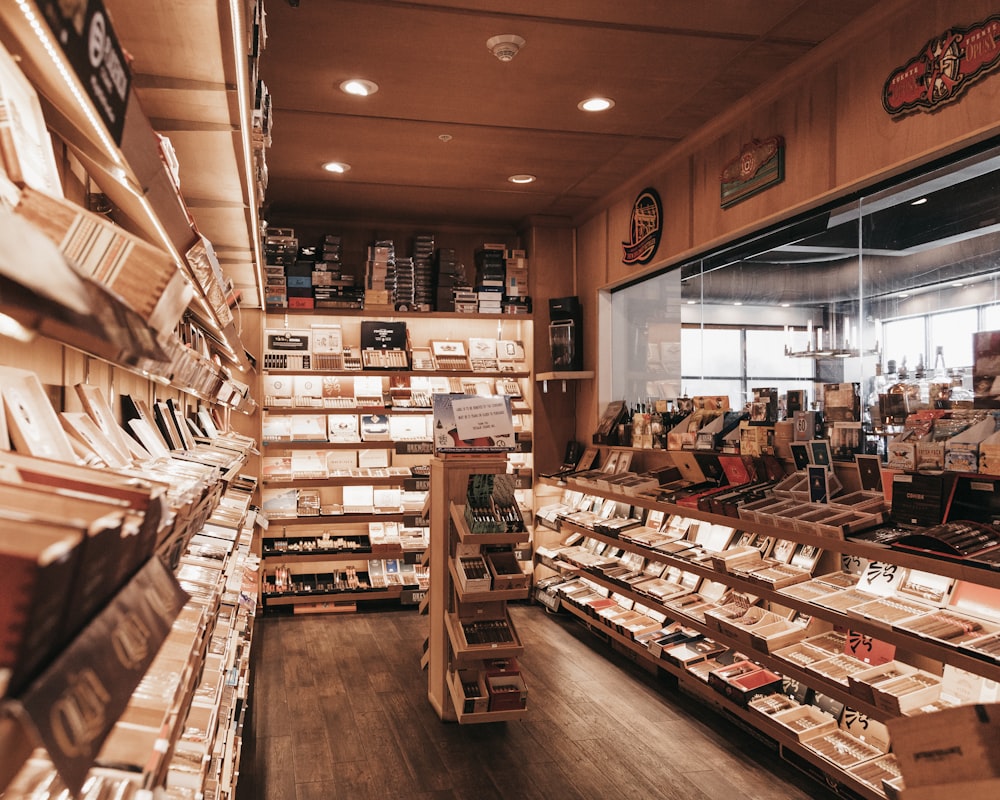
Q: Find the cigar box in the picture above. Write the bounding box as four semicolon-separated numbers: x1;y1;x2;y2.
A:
801;727;884;769
646;624;701;658
747;692;800;718
749;617;817;654
737;497;799;525
709;545;764;574
846;753;901;795
725;667;784;707
455;555;492;592
773;641;835;672
717;607;787;647
486;551;529;590
450;669;490;714
486;672;528;712
846;595;933;629
771;704;839;742
743;561;813;590
871;669;942;714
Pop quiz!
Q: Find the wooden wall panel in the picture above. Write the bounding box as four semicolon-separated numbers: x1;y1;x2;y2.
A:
576;0;1000;432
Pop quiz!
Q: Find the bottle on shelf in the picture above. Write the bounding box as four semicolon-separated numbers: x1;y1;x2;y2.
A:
866;361;886;428
929;345;952;409
649;401;664;450
887;356;919;420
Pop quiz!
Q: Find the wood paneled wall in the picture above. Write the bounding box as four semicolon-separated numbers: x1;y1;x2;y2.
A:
573;0;1000;444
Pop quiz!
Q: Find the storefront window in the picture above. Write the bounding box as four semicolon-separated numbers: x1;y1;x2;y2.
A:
607;140;1000;425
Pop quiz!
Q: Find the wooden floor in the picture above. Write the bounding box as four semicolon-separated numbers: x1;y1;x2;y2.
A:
237;603;839;800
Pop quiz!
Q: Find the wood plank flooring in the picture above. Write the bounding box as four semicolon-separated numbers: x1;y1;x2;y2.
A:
237;604;839;800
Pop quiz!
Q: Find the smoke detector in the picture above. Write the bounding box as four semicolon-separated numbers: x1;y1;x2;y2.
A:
487;34;525;62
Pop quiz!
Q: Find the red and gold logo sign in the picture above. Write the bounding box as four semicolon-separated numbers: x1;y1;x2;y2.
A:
720;136;785;208
883;15;1000;115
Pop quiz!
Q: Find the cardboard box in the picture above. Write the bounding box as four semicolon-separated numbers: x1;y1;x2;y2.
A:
946;415;998;472
888;703;1000;791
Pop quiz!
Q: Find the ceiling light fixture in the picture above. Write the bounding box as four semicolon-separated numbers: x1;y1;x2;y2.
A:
487;34;525;62
322;161;351;174
340;79;379;97
579;97;615;112
508;174;536;184
911;197;928;205
438;134;453;142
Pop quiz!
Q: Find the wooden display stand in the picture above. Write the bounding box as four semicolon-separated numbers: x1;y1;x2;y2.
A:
427;454;529;722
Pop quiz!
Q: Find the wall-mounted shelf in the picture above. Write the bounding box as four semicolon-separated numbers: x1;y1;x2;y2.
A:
536;370;594;392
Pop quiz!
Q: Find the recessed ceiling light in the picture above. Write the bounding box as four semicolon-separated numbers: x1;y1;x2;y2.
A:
733;301;743;306
686;300;696;305
898;292;910;298
438;134;453;142
780;303;790;307
911;197;928;205
340;79;379;97
508;174;536;184
578;97;614;112
951;281;965;287
322;161;351;174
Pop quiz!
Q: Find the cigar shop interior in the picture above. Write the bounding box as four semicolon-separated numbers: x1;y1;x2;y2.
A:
3;2;1000;800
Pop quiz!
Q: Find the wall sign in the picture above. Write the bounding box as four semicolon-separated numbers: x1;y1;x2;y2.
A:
883;14;1000;116
720;136;785;208
39;0;131;144
621;187;662;266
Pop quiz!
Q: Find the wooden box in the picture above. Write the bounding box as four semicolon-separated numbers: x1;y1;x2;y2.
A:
486;672;528;711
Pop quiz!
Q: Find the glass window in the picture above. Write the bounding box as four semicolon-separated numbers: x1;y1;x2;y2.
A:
607;142;1000;428
682;328;741;376
747;330;814;378
929;308;977;370
882;317;925;374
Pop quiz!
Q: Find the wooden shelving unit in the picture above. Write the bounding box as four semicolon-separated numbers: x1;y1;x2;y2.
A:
259;310;536;613
534;461;1000;798
427;455;529;723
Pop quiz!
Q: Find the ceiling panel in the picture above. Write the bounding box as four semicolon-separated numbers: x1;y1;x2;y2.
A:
258;1;872;229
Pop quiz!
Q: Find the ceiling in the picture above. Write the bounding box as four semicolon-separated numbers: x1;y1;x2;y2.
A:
259;0;877;231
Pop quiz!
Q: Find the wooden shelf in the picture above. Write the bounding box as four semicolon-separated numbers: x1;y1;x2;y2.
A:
262;475;413;487
263;586;405;606
448;560;531;603
264;512;408;526
262;550;380;564
263;405;434;414
263;368;531;379
450;503;531;545
445;669;527;724
269;308;534;321
444;611;524;663
536;370;594;382
262;440;396;450
552;515;1000;686
557;601;883;800
561;479;1000;590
